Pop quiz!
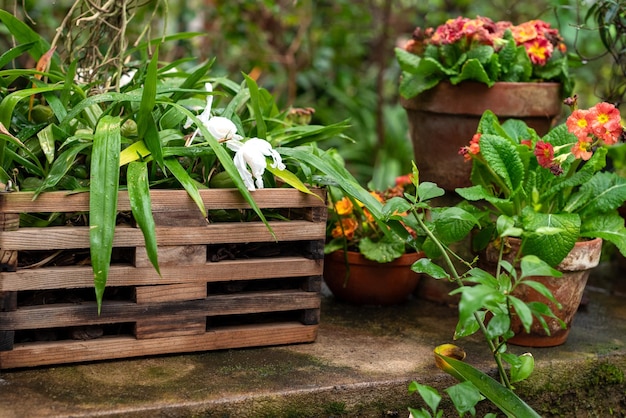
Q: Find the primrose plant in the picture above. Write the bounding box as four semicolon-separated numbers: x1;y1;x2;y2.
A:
378;164;560;417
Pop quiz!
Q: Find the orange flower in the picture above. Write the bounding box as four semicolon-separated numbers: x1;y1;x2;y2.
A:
566;109;591;141
524;37;552;65
588;102;623;145
459;133;481;162
333;197;353;216
331;217;359;240
571;139;593;161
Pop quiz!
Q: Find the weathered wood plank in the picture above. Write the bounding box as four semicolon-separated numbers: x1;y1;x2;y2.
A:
0;323;318;369
134;283;207;304
0;290;321;330
134;245;207;268
0;220;325;250
0;188;326;213
134;316;206;339
0;257;322;291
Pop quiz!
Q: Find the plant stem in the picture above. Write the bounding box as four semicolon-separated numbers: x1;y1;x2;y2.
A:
413;206;513;389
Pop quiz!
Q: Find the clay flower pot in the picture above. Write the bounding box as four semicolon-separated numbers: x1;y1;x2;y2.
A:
484;237;603;347
323;250;424;305
401;81;563;191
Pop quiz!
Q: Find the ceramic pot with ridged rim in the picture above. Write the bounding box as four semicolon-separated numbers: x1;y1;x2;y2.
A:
323;250;424;306
484;237;603;347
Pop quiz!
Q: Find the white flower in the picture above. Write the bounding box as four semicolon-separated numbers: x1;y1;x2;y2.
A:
206;117;242;142
185;82;217;146
226;138;286;191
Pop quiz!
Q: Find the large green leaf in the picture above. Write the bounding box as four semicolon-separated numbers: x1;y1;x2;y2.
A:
435;353;542;418
521;209;581;267
479;133;525;193
127;161;160;276
90;115;121;314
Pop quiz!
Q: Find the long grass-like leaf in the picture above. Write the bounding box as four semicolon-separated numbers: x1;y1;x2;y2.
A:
0;10;60;71
33;141;90;199
244;74;267;138
137;47;164;168
163;157;207;217
127;161;160;276
90;115;121;314
0;42;35;69
0;85;65;127
435;353;541;418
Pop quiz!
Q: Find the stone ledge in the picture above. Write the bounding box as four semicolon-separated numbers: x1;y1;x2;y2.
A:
0;262;624;417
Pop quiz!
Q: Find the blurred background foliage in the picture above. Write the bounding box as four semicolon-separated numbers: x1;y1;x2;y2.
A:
0;0;620;188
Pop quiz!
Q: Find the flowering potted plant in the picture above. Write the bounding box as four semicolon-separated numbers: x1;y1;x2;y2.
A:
456;97;626;345
395;16;573;190
322;176;426;305
395;16;573;98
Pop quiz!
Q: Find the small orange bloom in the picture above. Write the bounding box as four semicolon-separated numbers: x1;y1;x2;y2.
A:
333;197;353;216
524;37;552;65
566;109;592;141
571;139;593;161
331;217;359;240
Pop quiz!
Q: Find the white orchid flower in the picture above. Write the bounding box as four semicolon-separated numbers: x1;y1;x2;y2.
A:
206;116;243;142
226;138;286;191
184;82;216;146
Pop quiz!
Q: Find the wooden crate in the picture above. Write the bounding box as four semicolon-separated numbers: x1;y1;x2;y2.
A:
0;188;326;369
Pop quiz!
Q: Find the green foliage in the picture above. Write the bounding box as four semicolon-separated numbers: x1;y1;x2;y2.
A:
0;11;357;311
456;109;626;266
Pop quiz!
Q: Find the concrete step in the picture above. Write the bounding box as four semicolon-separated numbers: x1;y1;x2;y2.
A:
0;262;625;417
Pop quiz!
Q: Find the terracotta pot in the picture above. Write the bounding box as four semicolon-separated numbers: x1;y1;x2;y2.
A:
484;237;603;347
323;251;423;305
401;81;563;191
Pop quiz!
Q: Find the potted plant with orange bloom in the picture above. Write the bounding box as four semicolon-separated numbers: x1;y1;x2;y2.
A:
455;97;626;346
395;16;573;190
323;176;427;305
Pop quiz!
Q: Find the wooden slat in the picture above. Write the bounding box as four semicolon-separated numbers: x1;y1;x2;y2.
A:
0;323;318;369
134;245;207;268
0;220;325;250
134;316;206;339
0;257;322;291
0;290;321;330
134;283;206;304
0;188;326;213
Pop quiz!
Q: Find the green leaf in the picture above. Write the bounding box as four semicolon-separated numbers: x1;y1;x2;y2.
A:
163;157;207;217
243;73;267;139
358;236;405;263
446;381;483;416
510;353;535;384
127;161;160;276
0;10;59;71
90;115;121;314
508;295;534;333
519;255;562;279
408;381;442;416
411;258;450;279
479;133;525;193
418;181;445;201
431;207;479;244
435;353;542;418
36;123;56;165
33;142;90;198
137;46;164;168
581;214;626;256
521;209;581;266
265;163;319;199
